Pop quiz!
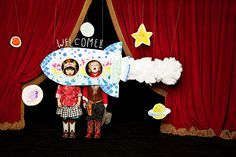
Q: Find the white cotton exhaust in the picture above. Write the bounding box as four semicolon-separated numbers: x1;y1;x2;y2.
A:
121;57;183;85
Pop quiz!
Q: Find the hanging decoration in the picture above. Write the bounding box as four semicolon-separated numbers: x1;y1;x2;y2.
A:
148;103;171;120
22;85;44;106
11;1;21;48
41;42;182;98
131;23;153;47
80;22;95;37
10;36;22;48
41;42;123;98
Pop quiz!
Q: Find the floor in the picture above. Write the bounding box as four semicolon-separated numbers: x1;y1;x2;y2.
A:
1;81;236;157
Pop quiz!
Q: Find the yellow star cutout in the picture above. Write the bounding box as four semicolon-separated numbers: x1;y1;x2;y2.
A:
131;23;153;47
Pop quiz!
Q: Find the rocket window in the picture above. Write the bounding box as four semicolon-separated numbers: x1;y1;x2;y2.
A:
86;60;103;78
61;59;79;76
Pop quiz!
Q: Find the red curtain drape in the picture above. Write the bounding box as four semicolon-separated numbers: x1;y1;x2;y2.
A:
107;0;236;139
0;0;90;129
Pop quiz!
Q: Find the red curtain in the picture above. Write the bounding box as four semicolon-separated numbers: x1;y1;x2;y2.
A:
0;0;89;126
108;0;236;139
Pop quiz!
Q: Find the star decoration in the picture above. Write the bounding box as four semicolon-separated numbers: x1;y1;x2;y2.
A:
131;23;153;47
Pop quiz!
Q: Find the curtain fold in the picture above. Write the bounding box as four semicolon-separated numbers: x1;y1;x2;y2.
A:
107;0;236;139
0;0;92;130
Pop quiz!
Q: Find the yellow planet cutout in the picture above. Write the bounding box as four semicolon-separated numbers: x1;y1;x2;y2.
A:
148;103;171;120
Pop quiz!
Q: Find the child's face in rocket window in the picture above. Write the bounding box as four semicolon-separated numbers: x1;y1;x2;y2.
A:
65;68;75;76
89;61;101;74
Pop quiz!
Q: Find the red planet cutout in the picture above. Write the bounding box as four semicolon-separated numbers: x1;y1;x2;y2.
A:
10;36;21;47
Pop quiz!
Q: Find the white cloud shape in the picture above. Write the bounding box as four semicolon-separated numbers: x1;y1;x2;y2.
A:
127;57;183;85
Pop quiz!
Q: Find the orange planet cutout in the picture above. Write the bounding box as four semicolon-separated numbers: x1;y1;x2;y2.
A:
10;36;21;47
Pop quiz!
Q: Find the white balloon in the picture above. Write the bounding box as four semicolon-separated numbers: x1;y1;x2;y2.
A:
80;22;95;37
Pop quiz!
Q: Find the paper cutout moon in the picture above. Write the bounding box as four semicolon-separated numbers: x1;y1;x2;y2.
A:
22;85;43;106
80;22;95;37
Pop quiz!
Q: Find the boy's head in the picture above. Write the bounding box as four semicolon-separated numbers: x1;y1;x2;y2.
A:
88;60;102;74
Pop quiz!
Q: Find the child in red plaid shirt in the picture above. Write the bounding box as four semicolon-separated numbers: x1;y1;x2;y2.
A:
56;59;82;138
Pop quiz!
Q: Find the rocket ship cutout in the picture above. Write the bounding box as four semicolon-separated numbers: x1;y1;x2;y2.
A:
41;42;183;98
41;42;126;97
